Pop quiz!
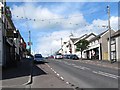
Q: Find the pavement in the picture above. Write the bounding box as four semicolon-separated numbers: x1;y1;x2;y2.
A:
1;58;32;88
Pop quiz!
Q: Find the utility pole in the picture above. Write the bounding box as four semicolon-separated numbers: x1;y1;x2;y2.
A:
51;49;52;55
29;30;31;54
107;5;112;63
61;38;63;54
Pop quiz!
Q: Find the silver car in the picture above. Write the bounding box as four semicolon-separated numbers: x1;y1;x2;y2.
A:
55;53;63;59
34;54;44;62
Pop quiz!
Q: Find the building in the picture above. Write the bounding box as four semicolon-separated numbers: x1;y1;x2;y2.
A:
74;33;96;58
3;6;18;67
0;0;31;67
108;30;120;62
61;34;87;55
14;30;27;61
86;30;115;60
0;1;4;66
61;33;96;59
20;37;27;59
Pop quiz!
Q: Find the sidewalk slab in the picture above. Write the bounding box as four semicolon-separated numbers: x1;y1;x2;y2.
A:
1;58;32;87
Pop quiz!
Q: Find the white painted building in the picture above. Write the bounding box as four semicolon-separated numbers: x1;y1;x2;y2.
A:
61;34;87;55
61;33;96;59
62;41;71;54
74;33;96;58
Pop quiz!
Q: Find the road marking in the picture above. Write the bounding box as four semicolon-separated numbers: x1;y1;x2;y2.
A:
92;70;119;79
60;77;64;80
92;71;98;74
98;71;119;78
46;63;73;86
84;67;91;70
66;82;69;84
74;65;85;70
72;64;75;66
57;73;60;76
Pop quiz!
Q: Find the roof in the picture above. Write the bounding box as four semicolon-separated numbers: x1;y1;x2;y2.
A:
74;33;96;44
70;38;79;43
83;33;96;40
89;29;109;42
73;34;87;44
111;30;120;38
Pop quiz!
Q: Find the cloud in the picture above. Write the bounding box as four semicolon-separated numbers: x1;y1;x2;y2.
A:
11;3;88;31
34;30;71;56
10;2;119;56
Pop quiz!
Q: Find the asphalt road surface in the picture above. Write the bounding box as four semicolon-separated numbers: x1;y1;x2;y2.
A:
44;59;119;89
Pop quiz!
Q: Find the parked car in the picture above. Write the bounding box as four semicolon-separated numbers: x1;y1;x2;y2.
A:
49;55;54;59
63;54;71;59
34;54;44;62
70;54;79;60
55;53;63;59
63;54;67;59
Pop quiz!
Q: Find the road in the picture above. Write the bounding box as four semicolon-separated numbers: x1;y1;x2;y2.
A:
40;59;119;89
31;61;72;88
1;58;119;90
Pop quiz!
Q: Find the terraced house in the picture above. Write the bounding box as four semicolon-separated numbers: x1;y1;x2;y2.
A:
74;33;96;58
85;29;115;61
0;1;27;67
61;29;119;62
108;30;120;62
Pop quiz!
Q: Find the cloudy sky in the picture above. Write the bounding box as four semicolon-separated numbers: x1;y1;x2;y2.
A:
7;1;119;56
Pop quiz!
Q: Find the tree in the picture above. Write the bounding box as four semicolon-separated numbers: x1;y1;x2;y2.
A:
75;39;89;59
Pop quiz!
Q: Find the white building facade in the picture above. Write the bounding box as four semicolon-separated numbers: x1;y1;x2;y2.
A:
74;33;96;59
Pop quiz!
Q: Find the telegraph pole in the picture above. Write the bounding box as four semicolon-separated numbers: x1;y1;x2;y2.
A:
29;30;31;54
61;38;63;54
107;5;112;63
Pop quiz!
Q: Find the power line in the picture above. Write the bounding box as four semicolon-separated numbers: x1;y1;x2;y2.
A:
11;8;106;22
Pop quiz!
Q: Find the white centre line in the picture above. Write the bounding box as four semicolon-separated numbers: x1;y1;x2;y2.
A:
57;73;60;76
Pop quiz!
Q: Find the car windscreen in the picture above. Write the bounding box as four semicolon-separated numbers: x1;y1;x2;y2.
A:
35;54;42;58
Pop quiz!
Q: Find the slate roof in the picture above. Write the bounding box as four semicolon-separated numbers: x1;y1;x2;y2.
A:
72;34;87;44
70;38;79;43
83;33;96;40
89;29;109;42
111;30;120;38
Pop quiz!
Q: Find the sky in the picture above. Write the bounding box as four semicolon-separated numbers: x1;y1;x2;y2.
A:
6;1;119;56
